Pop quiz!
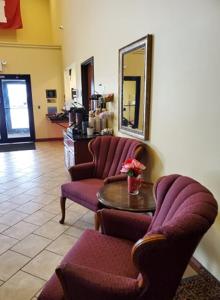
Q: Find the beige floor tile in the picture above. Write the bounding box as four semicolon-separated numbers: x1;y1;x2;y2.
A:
16;201;43;214
0;271;45;300
18;181;39;190
31;194;57;205
45;186;61;196
0;210;28;226
65;225;84;239
2;187;28;197
45;170;63;177
0;194;11;203
0;234;18;255
24;187;49;196
0;201;18;215
22;250;62;281
12;234;51;258
34;221;69;240
30;178;49;185
0;224;9;233
0;280;3;286
0;185;8;193
46;233;78;256
7;194;35;205
52;209;82;225
0;250;30;281
74;220;95;230
49;177;68;185
68;202;88;214
2;221;38;240
24;210;55;226
35;287;43;298
80;211;95;225
41;201;62;214
40;181;60;190
0;178;12;185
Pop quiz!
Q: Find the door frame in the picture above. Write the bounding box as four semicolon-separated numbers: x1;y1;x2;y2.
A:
81;57;94;112
0;74;35;143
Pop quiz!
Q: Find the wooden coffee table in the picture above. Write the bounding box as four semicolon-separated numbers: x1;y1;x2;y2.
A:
97;180;155;213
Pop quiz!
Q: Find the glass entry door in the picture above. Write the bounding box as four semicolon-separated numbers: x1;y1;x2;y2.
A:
0;75;35;143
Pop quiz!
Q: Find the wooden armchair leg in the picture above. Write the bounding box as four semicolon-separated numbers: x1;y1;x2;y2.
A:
59;196;66;224
95;212;100;230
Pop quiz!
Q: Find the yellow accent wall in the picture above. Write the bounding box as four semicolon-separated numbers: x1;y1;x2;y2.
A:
0;0;53;45
0;0;64;139
60;0;220;280
0;44;64;139
49;0;62;45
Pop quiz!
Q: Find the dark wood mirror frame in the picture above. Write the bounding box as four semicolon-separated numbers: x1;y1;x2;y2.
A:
118;35;153;140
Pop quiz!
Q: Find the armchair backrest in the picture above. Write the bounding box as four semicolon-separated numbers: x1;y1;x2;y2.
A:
89;136;145;179
133;174;218;300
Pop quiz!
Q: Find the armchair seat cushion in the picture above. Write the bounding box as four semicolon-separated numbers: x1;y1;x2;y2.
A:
39;229;138;300
61;179;104;211
63;229;138;278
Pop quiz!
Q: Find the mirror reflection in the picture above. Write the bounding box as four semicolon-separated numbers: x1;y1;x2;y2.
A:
122;46;145;130
119;35;152;140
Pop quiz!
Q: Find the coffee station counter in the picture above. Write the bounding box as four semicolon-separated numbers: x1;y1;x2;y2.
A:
63;131;96;169
46;114;69;130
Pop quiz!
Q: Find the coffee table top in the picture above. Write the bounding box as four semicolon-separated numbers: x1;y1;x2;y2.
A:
97;181;155;213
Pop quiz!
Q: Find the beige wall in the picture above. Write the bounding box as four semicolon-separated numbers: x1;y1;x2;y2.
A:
60;0;220;279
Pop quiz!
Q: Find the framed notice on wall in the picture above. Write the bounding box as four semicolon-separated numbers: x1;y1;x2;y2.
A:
46;89;57;99
47;106;57;115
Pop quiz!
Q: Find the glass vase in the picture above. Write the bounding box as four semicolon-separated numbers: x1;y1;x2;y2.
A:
127;175;141;195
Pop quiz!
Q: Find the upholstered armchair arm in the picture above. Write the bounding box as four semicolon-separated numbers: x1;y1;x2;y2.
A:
56;263;140;300
104;174;127;184
132;234;167;268
68;162;95;181
132;234;171;298
98;209;152;242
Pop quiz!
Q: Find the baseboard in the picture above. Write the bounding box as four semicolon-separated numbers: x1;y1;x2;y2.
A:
35;137;63;142
190;256;204;273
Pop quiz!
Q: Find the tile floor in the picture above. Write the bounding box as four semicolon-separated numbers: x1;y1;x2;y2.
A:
0;141;93;300
0;141;197;300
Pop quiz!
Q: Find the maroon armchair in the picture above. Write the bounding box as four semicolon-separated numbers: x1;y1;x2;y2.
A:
39;174;218;300
59;135;145;225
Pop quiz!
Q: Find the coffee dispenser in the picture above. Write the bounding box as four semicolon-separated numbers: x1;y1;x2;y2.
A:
67;106;87;138
90;94;106;110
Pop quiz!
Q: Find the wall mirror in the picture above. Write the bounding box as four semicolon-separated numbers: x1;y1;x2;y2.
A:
118;35;152;140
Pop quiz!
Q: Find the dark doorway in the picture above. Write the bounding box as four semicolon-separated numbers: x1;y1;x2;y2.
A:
123;76;141;128
0;75;35;143
81;57;94;111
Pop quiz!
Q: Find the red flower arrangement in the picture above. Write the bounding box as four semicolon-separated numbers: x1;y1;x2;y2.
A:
121;158;146;177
